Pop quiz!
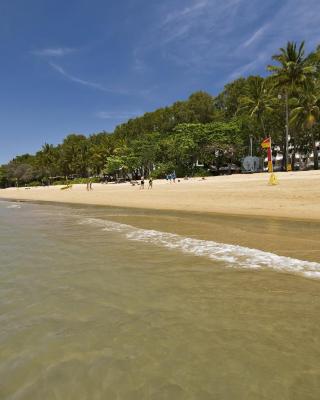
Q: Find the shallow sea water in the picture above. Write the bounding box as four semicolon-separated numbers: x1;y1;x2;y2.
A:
1;200;320;399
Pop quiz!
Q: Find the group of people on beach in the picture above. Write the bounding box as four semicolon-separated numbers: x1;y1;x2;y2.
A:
166;172;176;183
85;173;177;191
140;177;153;189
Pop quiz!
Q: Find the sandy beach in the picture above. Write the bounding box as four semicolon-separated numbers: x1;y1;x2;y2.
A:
1;170;320;221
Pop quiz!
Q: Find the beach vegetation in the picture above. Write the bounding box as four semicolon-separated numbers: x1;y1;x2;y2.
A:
2;41;320;186
150;162;176;179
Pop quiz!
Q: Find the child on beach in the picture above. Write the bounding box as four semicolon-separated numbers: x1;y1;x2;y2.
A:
140;177;145;189
148;177;153;189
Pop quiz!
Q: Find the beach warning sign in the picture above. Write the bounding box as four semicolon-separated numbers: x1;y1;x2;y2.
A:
268;173;279;186
261;137;279;185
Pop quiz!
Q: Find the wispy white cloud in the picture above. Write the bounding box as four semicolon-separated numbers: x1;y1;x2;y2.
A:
269;0;320;50
229;0;320;81
32;47;76;57
134;0;251;74
163;0;208;26
129;0;320;96
242;24;269;48
160;0;211;45
49;62;130;94
160;0;244;41
95;111;142;119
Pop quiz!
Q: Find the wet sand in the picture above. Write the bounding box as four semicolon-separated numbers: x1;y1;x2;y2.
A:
1;170;320;222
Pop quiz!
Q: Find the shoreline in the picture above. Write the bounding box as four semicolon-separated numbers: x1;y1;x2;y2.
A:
2;194;320;266
1;170;320;223
1;196;320;225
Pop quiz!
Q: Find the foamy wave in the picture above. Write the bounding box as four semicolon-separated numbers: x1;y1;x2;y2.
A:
80;218;320;279
6;204;21;209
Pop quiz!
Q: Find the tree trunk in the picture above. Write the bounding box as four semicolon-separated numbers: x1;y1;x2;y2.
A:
314;140;319;170
285;90;290;171
281;141;286;171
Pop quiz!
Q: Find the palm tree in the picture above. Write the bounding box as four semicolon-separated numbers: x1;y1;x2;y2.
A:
239;76;274;136
268;41;315;91
290;90;320;169
305;45;320;77
268;41;316;170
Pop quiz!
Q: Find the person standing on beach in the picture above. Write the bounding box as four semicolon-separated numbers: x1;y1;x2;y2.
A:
172;171;176;183
89;180;93;190
86;181;90;191
148;177;153;189
140;177;145;189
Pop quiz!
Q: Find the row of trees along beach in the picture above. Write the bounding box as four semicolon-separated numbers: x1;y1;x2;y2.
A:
1;41;320;188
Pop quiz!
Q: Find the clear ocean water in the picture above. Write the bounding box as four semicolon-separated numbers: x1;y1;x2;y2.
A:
1;200;320;399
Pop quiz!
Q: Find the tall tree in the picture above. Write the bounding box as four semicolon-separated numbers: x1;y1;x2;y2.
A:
0;166;8;188
59;134;89;177
239;76;274;136
268;41;316;169
290;90;320;169
36;143;59;179
186;91;217;123
268;42;315;91
215;78;248;118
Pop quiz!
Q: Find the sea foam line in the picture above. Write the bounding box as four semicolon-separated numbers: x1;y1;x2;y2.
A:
80;218;320;279
6;204;21;209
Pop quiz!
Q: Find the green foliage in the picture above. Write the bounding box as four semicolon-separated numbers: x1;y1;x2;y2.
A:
193;168;210;177
59;134;89;176
151;162;176;179
27;181;42;187
268;41;315;93
72;177;101;184
52;180;67;186
0;166;8;188
104;155;128;175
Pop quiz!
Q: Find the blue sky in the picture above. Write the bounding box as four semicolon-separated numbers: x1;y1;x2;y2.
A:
1;0;320;164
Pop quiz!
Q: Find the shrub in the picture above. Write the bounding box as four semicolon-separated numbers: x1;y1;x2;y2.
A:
52;180;67;186
193;168;210;177
69;177;101;184
27;181;42;187
151;162;176;179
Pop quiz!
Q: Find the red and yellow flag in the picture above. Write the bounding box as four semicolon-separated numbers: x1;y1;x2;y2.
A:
261;137;271;149
261;137;273;172
261;137;279;184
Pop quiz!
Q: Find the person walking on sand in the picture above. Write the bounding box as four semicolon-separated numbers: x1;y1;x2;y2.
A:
86;181;90;191
172;171;176;183
140;176;145;189
148;177;153;189
89;180;93;190
168;174;172;183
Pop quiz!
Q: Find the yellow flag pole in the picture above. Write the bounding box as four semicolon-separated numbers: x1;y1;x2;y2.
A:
268;137;279;185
